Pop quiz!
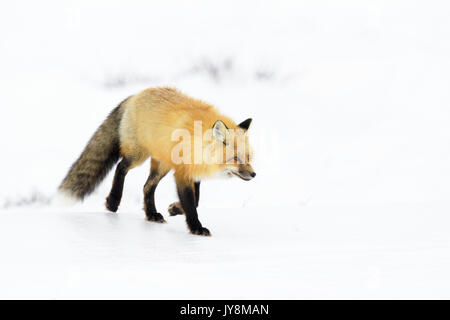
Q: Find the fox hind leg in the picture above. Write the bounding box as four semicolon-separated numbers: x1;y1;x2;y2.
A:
144;159;169;223
106;158;132;212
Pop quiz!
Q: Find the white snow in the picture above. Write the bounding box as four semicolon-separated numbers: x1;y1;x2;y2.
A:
1;0;450;299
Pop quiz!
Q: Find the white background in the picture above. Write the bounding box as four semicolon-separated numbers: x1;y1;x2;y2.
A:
0;0;450;298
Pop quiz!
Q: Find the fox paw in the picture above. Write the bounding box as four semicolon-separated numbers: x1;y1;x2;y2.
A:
190;227;211;236
146;212;166;223
105;195;120;212
168;202;184;216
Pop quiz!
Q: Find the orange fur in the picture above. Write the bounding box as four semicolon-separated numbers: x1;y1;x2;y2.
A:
119;87;252;182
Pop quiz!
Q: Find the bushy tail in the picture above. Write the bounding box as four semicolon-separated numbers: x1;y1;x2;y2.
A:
59;101;126;200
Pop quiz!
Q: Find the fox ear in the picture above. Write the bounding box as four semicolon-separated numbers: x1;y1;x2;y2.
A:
238;118;252;131
212;120;228;143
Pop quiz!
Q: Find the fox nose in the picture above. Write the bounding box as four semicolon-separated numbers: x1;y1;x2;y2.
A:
250;172;256;178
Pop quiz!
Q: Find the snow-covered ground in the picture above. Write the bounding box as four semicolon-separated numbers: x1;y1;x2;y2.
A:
1;0;450;299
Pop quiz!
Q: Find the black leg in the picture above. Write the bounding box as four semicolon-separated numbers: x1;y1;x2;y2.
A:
194;181;200;207
168;180;200;217
176;179;210;236
106;158;131;212
143;161;168;223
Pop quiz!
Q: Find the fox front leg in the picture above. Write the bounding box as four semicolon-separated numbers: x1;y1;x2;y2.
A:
175;179;209;236
168;181;200;216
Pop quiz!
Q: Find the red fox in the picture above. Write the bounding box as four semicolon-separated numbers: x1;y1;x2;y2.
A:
59;87;255;236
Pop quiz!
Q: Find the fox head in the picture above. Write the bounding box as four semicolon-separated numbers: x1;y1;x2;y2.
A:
212;118;256;181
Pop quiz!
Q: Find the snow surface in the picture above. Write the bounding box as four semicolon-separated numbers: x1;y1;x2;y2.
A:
1;0;450;299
